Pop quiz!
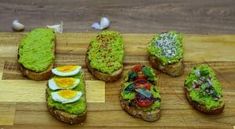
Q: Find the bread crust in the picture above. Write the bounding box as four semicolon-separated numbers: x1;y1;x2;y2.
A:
19;63;53;81
18;38;55;81
120;95;160;122
184;87;225;114
149;55;184;77
85;45;123;82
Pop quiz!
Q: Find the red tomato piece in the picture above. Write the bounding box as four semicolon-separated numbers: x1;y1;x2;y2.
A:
132;64;142;72
136;98;153;107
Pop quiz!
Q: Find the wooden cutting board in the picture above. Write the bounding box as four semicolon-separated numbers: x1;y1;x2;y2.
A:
0;33;234;129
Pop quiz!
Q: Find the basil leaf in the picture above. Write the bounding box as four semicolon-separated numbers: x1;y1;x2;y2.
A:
128;71;137;81
124;83;135;92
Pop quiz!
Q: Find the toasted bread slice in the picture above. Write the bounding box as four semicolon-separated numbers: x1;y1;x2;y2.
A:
120;65;161;122
184;64;225;114
86;31;124;82
149;55;184;77
46;68;87;124
184;88;224;114
147;31;184;77
46;91;87;124
18;28;55;81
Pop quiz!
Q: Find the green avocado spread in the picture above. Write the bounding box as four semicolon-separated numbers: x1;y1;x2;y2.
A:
121;65;161;112
19;28;55;72
87;31;124;74
47;73;86;115
184;64;223;110
147;31;183;65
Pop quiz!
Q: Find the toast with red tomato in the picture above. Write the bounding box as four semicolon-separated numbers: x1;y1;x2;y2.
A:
120;65;161;122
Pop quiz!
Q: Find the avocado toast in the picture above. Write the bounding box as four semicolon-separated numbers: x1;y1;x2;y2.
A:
147;31;184;77
184;64;224;114
18;28;55;80
120;65;161;122
46;65;87;124
85;31;124;82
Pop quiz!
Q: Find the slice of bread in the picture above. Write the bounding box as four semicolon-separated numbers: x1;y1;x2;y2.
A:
147;31;184;77
149;55;184;77
46;69;87;125
184;64;225;114
184;87;225;115
120;65;161;122
46;90;87;124
18;28;55;81
85;31;124;82
120;96;160;122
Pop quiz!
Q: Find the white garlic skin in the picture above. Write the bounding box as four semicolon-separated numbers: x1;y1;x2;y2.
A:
91;17;110;30
12;20;25;31
47;21;63;33
100;17;110;29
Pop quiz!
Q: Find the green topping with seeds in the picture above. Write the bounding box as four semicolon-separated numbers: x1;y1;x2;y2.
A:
147;31;183;65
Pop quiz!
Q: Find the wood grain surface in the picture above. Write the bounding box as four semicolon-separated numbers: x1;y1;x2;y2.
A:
0;0;235;34
0;32;235;129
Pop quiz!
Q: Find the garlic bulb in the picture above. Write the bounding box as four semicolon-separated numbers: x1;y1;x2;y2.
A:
12;20;25;31
91;17;110;30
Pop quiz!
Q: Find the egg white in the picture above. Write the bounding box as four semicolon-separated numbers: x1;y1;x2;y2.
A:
48;78;80;90
51;91;82;104
52;65;82;76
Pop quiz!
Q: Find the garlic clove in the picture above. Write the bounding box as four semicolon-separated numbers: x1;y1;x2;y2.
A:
47;21;63;33
91;17;110;30
91;22;101;30
99;17;110;29
12;20;25;32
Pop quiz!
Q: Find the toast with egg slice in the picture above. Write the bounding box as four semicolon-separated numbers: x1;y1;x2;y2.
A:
18;28;55;80
85;31;124;82
46;65;87;124
147;31;184;77
184;64;224;114
120;65;161;122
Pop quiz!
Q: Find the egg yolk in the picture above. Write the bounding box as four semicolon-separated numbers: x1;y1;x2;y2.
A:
54;78;76;88
56;65;78;72
58;90;77;99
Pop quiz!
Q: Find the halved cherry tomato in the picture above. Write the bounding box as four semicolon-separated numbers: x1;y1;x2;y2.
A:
143;83;151;90
136;75;146;80
134;78;151;90
132;64;142;72
136;98;153;107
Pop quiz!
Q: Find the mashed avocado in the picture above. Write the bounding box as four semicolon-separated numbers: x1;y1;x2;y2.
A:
184;64;223;110
19;28;55;72
147;31;183;65
87;31;124;74
47;73;86;115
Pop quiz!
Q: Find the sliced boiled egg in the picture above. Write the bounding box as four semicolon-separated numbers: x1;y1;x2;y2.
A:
51;90;82;104
52;65;81;76
48;77;80;90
